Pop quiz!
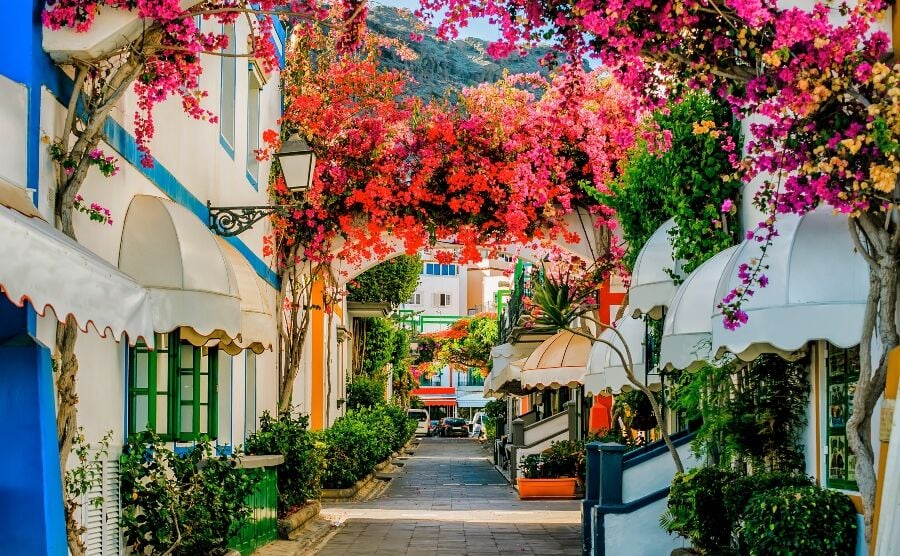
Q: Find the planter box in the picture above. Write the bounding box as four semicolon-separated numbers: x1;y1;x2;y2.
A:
517;477;578;500
276;500;321;540
43;0;204;62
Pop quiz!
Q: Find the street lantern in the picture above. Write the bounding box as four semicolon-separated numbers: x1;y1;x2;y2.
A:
207;134;318;237
275;134;317;193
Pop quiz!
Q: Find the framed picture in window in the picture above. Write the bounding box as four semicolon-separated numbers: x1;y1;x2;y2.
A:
829;384;846;427
829;435;847;480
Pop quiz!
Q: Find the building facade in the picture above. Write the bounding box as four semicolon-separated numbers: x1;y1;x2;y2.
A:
0;5;286;552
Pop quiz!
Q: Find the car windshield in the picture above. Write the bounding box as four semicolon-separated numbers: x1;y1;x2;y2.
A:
445;418;465;425
408;411;428;422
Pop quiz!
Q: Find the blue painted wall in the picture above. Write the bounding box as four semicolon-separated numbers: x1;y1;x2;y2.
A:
2;1;64;206
0;299;67;555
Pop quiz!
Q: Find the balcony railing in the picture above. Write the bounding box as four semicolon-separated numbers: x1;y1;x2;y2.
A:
497;260;549;344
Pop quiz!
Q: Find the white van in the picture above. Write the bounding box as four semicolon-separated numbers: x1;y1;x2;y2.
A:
470;411;486;438
407;409;430;436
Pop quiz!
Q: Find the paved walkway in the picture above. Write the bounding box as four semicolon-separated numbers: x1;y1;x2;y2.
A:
313;437;582;555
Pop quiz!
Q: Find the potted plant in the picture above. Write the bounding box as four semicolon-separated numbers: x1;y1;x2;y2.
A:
516;440;582;499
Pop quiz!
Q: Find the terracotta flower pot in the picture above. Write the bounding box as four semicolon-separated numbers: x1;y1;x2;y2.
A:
516;477;578;499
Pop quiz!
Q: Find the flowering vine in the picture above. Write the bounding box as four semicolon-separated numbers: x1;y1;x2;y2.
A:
73;195;114;226
264;43;641;269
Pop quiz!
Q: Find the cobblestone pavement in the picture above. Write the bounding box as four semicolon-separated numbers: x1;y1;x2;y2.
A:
312;437;582;555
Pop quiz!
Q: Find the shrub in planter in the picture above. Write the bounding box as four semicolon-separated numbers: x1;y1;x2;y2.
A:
244;411;324;517
320;404;415;489
517;446;580;500
347;375;387;409
542;440;584;479
518;441;583;479
661;467;739;554
321;412;377;489
739;486;857;555
119;431;258;556
721;471;813;531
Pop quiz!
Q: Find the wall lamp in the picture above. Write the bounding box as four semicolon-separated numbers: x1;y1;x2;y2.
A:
207;135;316;237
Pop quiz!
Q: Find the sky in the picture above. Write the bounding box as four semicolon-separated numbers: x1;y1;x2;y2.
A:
372;0;502;42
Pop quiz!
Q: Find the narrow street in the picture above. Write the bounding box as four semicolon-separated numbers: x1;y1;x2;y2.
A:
313;437;582;555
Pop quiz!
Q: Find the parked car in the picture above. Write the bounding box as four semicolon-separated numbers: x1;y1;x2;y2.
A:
428;419;441;437
441;417;469;438
408;409;430;436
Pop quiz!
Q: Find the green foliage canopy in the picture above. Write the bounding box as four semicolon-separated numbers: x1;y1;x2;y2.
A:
604;92;741;274
346;255;422;307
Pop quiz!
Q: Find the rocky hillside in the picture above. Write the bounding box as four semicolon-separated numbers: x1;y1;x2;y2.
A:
368;5;547;100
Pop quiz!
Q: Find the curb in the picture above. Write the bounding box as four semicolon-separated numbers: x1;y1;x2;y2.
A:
277;500;322;540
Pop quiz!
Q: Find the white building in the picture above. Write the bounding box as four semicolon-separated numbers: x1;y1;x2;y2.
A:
405;254;513;420
0;6;286;553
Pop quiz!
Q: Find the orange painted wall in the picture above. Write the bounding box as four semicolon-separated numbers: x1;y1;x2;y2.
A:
310;279;325;430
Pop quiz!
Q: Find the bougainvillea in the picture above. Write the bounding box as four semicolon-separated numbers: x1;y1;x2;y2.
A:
604;92;741;275
263;36;641;271
417;313;499;377
43;0;361;167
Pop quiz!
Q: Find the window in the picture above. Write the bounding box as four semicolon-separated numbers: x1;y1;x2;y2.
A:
128;331;218;441
219;24;236;156
424;263;457;276
419;373;442;386
433;293;452;307
246;69;262;188
826;344;859;490
463;368;484;387
245;351;257;440
407;293;422;305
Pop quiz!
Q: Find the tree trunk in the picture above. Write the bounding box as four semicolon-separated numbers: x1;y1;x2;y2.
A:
846;214;900;542
277;260;318;413
573;321;684;473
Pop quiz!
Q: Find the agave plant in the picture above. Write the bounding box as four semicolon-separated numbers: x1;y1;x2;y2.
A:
529;265;600;330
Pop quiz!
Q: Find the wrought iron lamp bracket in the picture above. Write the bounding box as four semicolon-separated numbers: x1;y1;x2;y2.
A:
207;201;289;237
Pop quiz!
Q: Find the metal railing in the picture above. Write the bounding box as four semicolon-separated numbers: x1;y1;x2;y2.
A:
498;261;539;344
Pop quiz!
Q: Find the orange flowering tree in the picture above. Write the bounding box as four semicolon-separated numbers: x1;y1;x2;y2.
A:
415;313;499;379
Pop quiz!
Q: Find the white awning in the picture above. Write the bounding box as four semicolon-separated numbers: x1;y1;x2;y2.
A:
118;195;241;340
629;219;683;320
584;313;660;395
484;342;537;396
521;330;591;390
0;180;154;345
711;210;868;361
215;239;275;355
659;246;739;371
457;390;490;408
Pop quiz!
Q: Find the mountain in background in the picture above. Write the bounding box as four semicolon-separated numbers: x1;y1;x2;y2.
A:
367;5;548;100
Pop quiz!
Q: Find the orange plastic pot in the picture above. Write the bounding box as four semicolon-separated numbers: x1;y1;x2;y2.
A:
516;477;578;499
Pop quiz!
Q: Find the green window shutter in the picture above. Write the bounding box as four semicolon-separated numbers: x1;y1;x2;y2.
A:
208;347;219;440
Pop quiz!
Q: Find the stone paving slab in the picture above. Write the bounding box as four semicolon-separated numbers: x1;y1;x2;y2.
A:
312;437;581;555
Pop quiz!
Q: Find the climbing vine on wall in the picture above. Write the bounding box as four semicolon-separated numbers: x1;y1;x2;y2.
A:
604;92;741;275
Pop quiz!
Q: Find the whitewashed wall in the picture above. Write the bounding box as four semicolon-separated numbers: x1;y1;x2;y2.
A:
34;14;282;458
